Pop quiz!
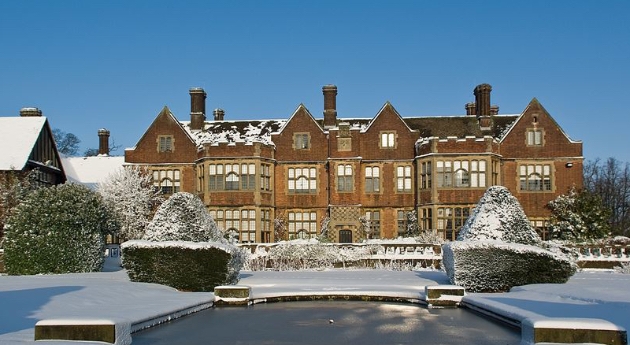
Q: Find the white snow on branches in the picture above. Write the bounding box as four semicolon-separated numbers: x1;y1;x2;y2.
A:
142;192;223;243
98;167;163;241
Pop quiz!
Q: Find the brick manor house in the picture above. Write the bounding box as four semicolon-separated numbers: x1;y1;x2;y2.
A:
125;84;583;243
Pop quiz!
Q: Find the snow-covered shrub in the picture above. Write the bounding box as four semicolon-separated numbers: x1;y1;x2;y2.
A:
143;192;222;242
442;241;576;292
458;186;540;245
267;240;339;270
547;188;611;241
444;186;576;291
0;169;37;245
405;210;420;237
606;236;630;246
614;262;630;274
98;166;162;241
122;240;245;291
414;230;444;244
4;183;118;275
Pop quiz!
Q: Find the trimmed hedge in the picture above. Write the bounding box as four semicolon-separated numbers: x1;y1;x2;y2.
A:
121;241;243;291
443;241;576;292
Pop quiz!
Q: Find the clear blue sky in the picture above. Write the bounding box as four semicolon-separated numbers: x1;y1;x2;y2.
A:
1;1;628;163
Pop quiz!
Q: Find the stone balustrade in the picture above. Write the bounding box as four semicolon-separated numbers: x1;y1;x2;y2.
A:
238;242;629;270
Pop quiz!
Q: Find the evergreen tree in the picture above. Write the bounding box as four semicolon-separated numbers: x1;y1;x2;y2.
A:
4;183;118;274
405;210;420;237
547;187;611;241
0;169;37;243
143;192;223;242
458;186;541;245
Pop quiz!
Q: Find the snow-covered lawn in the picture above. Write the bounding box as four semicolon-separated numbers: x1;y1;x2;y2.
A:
0;267;628;344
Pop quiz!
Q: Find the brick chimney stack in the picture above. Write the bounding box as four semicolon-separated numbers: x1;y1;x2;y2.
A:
20;107;42;117
474;84;494;131
213;108;225;121
189;87;207;130
323;84;338;128
474;84;492;116
98;128;110;156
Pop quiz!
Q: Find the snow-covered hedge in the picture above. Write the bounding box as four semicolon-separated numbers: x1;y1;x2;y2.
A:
442;241;576;292
4;183;118;275
443;186;577;292
127;193;245;290
122;240;244;291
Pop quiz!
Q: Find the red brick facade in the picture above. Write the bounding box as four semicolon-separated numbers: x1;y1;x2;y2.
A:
125;84;583;242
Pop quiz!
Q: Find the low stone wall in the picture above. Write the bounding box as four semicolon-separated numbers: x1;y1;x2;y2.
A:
521;317;627;345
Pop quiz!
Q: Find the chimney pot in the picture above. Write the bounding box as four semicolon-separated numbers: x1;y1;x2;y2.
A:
213;108;225;121
20;107;42;117
490;105;499;115
189;87;207;130
323;84;338;128
465;102;476;116
98;128;110;155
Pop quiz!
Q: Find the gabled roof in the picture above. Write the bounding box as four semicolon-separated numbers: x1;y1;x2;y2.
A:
275;104;323;135
131;106;197;149
499;98;581;144
0;116;48;170
363;102;416;133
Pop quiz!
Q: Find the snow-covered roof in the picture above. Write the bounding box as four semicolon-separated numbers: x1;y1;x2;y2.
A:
181;119;286;147
62;155;126;189
0;116;47;170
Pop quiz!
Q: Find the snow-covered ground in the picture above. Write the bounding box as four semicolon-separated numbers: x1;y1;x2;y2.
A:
0;265;628;344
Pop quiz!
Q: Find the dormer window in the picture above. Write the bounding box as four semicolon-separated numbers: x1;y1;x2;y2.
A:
380;132;396;149
294;133;310;150
158;135;173;152
526;129;543;146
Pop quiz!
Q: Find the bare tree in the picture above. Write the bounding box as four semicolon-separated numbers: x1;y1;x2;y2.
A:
52;129;81;156
584;158;630;236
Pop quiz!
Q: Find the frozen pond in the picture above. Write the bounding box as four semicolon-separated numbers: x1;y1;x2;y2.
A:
132;301;520;345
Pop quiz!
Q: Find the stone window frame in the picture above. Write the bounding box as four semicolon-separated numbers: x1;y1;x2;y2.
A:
437;205;473;241
288;211;317;240
157;135;174;153
209;208;257;243
364;166;381;193
436;159;487;189
336;163;354;192
395;164;413;193
518;162;554;192
152;169;180;195
526;128;544;147
293;132;311;150
379;131;397;149
287;166;317;194
208;162;256;191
